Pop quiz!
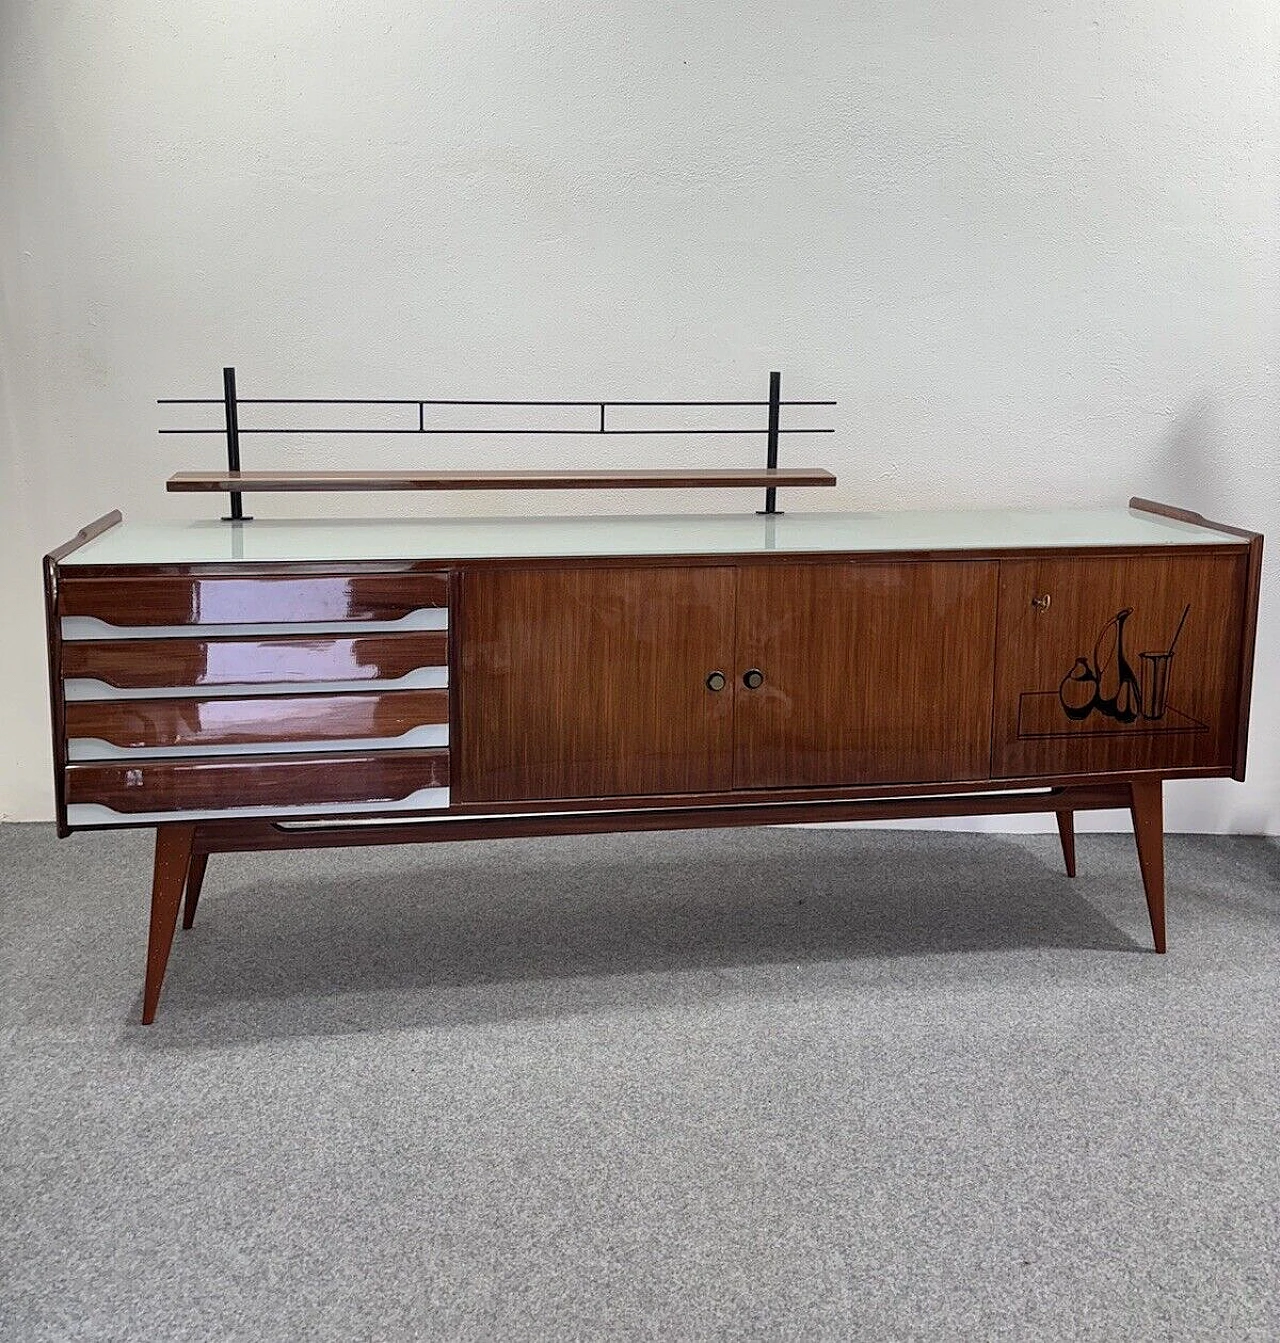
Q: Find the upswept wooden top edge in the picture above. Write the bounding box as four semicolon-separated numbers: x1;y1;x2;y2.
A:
45;510;123;563
166;468;838;493
1128;497;1261;542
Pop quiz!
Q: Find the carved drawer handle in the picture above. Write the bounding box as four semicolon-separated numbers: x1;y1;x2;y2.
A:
1031;594;1051;613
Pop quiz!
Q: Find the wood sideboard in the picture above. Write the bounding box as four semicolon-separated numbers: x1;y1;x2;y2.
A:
43;499;1263;1022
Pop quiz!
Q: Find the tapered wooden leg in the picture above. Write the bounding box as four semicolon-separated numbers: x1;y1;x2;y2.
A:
1055;811;1077;878
143;824;197;1024
1128;778;1166;954
182;852;209;930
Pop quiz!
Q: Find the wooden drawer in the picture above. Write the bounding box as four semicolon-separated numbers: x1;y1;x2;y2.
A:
65;749;449;814
59;572;447;626
62;631;447;689
64;688;448;751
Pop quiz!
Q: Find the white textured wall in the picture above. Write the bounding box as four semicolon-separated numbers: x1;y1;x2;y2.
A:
2;2;1276;831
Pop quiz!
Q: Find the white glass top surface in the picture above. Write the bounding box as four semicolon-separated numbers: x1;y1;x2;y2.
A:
62;508;1244;566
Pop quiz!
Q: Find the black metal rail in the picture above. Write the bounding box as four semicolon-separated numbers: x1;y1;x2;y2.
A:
160;368;836;521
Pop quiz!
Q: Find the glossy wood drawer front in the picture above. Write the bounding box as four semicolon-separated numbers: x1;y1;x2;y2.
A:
62;631;447;690
59;572;447;627
992;553;1246;777
65;749;449;814
64;689;448;751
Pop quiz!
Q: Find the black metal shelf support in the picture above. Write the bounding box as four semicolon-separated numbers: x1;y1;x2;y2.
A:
759;370;783;516
165;366;831;522
221;366;250;523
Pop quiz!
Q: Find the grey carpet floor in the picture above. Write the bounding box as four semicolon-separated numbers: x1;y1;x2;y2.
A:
0;822;1277;1342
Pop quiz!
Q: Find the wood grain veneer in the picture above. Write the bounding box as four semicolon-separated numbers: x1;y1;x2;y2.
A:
992;552;1246;778
66;749;449;813
167;468;838;493
1127;496;1259;540
59;572;447;626
63;631;447;689
45;511;125;837
456;566;737;801
731;561;999;788
65;688;448;751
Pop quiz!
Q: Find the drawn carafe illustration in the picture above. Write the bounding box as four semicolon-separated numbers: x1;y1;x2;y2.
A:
1093;608;1142;722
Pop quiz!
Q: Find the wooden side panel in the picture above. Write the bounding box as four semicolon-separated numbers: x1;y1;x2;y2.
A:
63;631;447;689
66;749;449;813
1232;534;1264;779
732;561;998;789
58;572;447;626
992;553;1245;777
44;555;69;836
64;688;448;750
456;566;736;801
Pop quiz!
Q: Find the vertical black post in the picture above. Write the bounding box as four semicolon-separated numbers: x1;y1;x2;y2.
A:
760;369;782;515
222;365;250;522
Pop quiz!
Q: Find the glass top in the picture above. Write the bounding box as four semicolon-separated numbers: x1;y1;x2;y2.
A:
61;507;1245;566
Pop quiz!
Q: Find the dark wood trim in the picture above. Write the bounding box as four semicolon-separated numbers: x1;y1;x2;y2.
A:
439;765;1234;817
66;748;449;814
167;468;838;493
1232;532;1264;780
143;823;196;1023
43;555;69;837
447;568;463;791
191;783;1133;854
61;762;1237;834
1055;811;1076;878
1128;496;1261;542
182;853;209;930
64;687;448;750
46;509;123;562
1129;778;1165;953
45;511;123;837
62;630;448;690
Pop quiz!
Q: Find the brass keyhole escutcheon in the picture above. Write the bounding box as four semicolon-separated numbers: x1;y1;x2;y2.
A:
742;668;765;689
1031;594;1052;613
705;671;727;692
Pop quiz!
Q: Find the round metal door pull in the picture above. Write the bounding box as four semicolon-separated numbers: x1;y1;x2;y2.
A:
705;671;727;692
742;668;765;689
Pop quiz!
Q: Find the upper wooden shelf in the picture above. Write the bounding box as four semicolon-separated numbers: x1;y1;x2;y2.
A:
166;468;838;494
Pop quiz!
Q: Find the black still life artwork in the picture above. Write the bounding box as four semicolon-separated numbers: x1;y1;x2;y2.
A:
1017;604;1208;740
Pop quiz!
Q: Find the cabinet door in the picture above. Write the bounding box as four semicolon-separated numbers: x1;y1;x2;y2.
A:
992;553;1246;778
456;566;735;802
732;561;999;789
